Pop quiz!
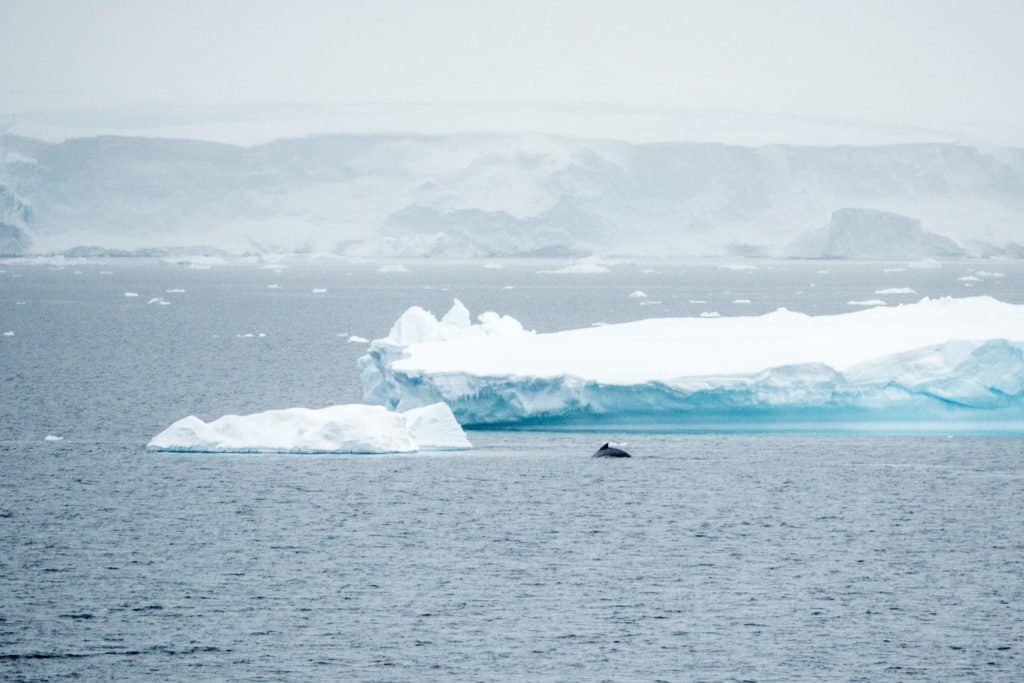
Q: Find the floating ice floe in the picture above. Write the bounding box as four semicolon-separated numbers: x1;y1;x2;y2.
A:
628;290;648;299
358;297;1024;430
147;297;168;305
483;263;505;270
958;275;981;282
883;268;906;273
719;264;758;271
2;331;13;336
148;402;470;454
163;256;227;269
348;335;370;343
378;264;408;273
44;435;63;441
848;299;886;306
700;311;721;318
267;284;280;289
639;300;663;306
975;271;1004;278
311;288;327;294
540;261;609;275
165;288;186;294
123;292;138;297
732;299;752;304
875;288;916;295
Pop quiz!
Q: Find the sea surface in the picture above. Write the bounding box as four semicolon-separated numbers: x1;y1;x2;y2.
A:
2;258;1023;680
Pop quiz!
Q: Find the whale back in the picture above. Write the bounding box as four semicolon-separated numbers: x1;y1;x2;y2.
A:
593;443;631;458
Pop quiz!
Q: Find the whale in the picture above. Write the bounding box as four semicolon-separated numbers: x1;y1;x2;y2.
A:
593;442;631;458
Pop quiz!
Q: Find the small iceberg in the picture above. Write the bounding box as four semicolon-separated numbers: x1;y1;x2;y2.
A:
311;288;327;294
540;259;610;275
875;288;916;295
628;290;648;299
44;434;64;442
123;292;139;298
148;402;470;454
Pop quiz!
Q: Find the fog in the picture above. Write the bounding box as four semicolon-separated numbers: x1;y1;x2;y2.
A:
3;0;1024;146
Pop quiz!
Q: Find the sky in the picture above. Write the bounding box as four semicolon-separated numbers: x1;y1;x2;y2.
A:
3;0;1024;145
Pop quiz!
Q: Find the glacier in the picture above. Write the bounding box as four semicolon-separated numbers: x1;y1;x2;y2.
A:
147;402;471;453
358;298;1024;432
4;132;1024;257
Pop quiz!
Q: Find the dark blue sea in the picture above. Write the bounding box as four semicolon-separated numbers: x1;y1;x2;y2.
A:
2;258;1023;680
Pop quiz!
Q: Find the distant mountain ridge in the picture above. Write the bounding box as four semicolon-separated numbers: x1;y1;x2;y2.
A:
2;132;1023;257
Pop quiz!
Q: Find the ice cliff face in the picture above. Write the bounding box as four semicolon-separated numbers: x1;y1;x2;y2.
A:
359;298;1024;431
0;184;33;255
3;132;1024;256
785;208;968;260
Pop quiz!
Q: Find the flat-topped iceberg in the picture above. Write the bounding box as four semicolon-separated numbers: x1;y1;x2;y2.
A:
148;402;471;453
359;298;1024;431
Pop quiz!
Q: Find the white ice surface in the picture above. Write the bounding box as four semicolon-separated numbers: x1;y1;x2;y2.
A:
374;297;1022;382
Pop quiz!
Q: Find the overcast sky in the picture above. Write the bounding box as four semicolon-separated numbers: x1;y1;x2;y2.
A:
3;0;1023;145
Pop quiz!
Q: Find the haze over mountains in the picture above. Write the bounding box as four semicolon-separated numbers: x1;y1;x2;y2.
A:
2;130;1023;259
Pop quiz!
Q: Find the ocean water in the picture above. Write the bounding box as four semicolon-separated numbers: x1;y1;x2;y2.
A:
2;259;1023;680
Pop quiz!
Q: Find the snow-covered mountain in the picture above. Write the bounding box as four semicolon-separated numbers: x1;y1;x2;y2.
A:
2;132;1023;257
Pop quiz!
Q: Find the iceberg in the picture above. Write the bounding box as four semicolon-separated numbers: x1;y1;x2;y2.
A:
540;262;609;275
148;402;470;454
784;209;967;260
358;298;1024;431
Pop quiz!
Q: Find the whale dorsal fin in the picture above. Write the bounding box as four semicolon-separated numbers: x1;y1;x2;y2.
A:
600;442;609;450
